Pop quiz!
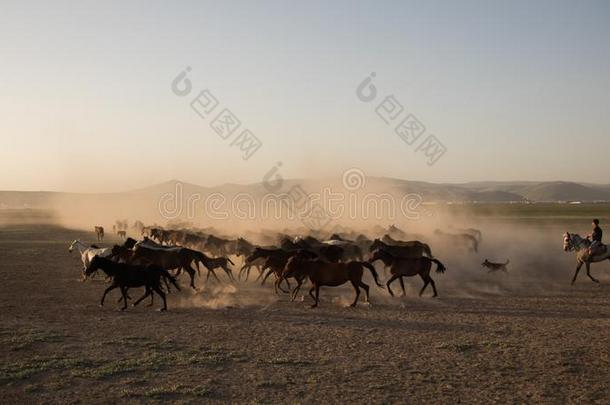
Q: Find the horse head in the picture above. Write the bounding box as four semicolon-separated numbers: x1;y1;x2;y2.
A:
563;232;588;252
563;232;572;252
368;247;392;266
369;238;385;252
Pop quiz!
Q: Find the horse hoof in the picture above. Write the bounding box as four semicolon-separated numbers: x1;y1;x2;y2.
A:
310;304;318;309
158;308;167;312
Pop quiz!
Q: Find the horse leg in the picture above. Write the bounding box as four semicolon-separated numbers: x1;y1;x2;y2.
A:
291;279;303;301
359;281;370;304
276;275;289;294
571;262;583;285
133;288;152;307
184;265;197;290
312;285;320;308
100;283;119;307
350;280;360;307
120;287;128;310
256;266;267;282
428;276;438;297
385;274;399;297
418;274;430;297
308;286;316;307
585;262;599;283
152;285;167;311
209;268;221;283
399;277;406;297
238;265;248;280
222;265;235;282
261;268;274;286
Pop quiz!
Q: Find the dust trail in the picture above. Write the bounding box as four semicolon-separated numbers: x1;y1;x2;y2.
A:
174;283;280;309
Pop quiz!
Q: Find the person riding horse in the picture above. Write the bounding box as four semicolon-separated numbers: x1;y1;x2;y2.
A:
588;219;604;256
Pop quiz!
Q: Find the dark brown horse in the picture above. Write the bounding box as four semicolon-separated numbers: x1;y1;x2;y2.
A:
283;257;383;308
112;244;199;290
369;248;446;297
85;256;180;311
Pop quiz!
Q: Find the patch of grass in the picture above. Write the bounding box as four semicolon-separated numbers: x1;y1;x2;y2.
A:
71;356;158;379
23;383;41;393
256;381;287;389
120;383;214;399
0;328;65;351
71;348;246;379
0;357;89;384
261;357;313;366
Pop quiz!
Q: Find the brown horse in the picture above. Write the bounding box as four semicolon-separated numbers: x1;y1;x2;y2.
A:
196;253;236;282
369;248;446;297
283;256;384;308
94;226;104;242
262;249;318;295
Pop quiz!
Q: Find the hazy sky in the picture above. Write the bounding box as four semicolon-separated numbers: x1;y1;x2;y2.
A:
1;0;609;192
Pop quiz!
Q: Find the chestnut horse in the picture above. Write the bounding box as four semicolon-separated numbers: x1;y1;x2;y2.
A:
283;256;383;308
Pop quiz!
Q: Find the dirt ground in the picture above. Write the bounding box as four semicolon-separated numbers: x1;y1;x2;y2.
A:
1;222;609;404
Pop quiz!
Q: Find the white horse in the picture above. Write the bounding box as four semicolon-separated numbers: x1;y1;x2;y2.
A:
68;240;113;275
563;232;610;284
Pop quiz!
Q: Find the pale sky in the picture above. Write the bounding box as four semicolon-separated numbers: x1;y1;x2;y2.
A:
1;0;609;192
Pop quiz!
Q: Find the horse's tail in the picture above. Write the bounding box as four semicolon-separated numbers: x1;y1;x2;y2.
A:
360;261;384;288
227;257;235;266
160;267;181;292
431;258;446;273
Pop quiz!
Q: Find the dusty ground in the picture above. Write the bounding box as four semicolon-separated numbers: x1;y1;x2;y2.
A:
1;222;609;404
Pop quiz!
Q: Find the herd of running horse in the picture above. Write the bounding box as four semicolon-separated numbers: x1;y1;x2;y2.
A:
69;222;606;311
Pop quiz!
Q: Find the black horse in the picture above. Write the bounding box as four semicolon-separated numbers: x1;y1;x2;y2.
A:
85;256;180;311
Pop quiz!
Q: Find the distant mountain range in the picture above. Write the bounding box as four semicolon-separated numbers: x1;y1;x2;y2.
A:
3;178;609;227
2;179;610;211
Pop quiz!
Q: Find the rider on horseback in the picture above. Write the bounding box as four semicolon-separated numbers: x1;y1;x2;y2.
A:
588;219;604;256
